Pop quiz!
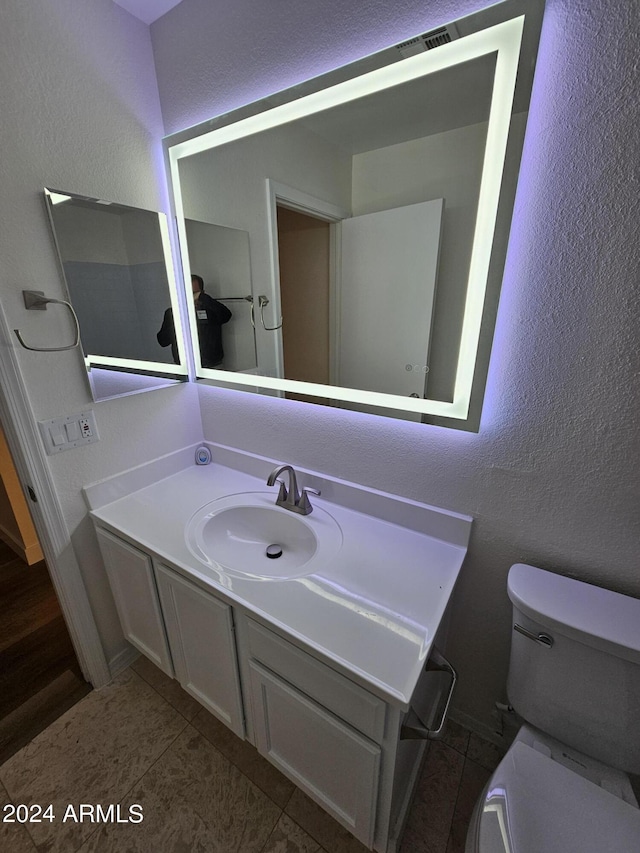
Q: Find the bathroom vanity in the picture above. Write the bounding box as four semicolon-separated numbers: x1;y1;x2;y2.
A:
85;445;471;851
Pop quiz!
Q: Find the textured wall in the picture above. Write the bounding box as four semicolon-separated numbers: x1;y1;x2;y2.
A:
178;122;352;375
154;0;640;730
0;0;202;665
152;0;484;136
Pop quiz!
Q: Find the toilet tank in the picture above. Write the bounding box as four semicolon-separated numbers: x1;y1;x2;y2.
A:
506;563;640;774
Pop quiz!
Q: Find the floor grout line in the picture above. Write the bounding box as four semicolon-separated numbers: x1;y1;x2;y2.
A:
255;806;285;853
26;670;193;853
128;666;294;850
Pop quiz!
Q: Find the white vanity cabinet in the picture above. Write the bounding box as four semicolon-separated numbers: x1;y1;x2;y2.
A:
95;526;245;737
235;614;433;853
94;518;457;853
95;527;173;677
249;663;381;845
155;564;244;737
241;616;384;847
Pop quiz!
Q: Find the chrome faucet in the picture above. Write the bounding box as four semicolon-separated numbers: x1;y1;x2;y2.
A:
266;464;320;515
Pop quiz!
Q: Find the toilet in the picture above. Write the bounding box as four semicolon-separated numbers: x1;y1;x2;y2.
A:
466;563;640;852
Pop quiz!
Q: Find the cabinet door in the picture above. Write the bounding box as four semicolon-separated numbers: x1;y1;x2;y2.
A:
249;660;380;848
156;565;244;737
95;527;173;676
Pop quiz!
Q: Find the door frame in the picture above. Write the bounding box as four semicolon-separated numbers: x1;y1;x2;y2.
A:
265;180;349;385
0;303;110;687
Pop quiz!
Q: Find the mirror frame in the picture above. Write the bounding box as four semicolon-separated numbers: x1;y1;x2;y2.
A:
165;0;544;429
44;188;189;396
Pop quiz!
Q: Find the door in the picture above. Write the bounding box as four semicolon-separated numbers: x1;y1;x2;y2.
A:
156;565;245;737
277;206;331;393
0;420;90;763
338;199;444;403
0;424;43;564
249;660;380;847
95;528;173;676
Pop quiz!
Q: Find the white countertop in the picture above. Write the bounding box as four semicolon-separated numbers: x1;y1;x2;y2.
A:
88;445;471;710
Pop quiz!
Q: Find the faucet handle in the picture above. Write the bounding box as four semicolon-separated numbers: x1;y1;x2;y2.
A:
275;478;288;503
298;486;320;515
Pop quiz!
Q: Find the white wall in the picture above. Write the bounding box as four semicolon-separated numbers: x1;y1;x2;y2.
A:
178;123;352;376
0;0;203;668
152;0;640;732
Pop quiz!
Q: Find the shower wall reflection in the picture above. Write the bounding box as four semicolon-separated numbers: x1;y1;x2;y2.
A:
44;189;187;401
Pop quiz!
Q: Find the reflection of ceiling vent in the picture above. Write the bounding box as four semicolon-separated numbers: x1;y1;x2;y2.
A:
396;23;459;59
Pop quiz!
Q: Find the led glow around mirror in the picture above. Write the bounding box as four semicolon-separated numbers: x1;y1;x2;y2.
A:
44;189;188;401
167;1;543;428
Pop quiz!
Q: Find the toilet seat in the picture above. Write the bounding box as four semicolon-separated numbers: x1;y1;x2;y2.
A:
471;741;640;853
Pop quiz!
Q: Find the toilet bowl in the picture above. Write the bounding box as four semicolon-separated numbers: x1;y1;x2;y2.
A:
466;564;640;852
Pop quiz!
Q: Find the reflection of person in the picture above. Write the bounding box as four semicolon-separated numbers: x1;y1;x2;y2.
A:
157;274;232;367
156;306;180;364
191;274;232;367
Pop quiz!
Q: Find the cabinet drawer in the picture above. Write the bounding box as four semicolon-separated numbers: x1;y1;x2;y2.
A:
246;618;386;743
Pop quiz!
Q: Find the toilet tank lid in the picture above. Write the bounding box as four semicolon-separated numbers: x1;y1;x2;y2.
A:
508;564;640;665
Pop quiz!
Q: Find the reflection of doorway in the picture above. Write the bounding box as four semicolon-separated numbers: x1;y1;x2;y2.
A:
267;181;443;417
0;423;90;763
276;206;331;403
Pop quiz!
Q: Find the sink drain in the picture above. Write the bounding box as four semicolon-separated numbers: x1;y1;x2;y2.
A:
265;544;283;559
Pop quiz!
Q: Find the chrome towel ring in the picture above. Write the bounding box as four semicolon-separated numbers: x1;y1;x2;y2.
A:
14;290;81;352
248;294;282;331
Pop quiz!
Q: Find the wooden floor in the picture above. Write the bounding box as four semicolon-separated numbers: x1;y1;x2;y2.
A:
0;540;91;765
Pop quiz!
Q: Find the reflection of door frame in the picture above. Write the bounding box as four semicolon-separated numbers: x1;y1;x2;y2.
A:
265;180;349;384
0;305;110;687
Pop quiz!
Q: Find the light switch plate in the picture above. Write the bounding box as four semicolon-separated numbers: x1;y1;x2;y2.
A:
39;410;100;455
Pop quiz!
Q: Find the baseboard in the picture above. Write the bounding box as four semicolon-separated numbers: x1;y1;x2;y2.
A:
0;518;43;567
107;645;140;681
449;707;514;749
0;525;25;560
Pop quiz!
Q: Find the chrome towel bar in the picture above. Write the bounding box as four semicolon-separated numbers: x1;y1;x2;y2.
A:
401;648;457;740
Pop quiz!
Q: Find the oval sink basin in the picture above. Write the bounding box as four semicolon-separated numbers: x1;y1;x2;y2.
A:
186;492;342;579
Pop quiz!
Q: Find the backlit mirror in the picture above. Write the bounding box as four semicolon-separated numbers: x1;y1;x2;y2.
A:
166;0;545;429
44;189;188;401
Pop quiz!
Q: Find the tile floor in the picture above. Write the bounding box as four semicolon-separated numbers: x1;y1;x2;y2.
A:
0;657;504;853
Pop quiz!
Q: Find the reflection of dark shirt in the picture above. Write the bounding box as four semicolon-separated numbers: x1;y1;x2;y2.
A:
156;293;232;367
194;292;232;367
157;307;180;364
